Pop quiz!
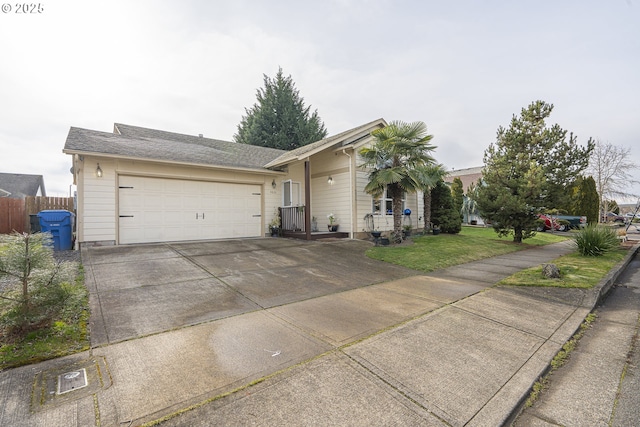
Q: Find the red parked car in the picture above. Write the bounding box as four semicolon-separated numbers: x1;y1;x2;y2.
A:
536;214;575;232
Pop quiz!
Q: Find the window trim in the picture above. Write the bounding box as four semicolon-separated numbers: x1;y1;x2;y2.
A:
282;179;301;207
372;185;405;215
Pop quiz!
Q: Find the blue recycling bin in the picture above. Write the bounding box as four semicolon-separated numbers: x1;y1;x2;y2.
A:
37;210;75;251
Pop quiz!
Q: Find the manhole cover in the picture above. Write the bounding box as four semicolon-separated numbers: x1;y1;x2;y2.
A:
57;368;88;394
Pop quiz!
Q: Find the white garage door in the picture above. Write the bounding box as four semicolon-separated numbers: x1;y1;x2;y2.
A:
118;176;262;244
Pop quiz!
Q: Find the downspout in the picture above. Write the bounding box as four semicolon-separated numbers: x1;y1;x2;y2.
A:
304;158;311;240
416;192;420;230
74;154;83;249
342;149;354;239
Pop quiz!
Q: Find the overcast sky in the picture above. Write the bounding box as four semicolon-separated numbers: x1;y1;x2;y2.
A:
1;0;639;202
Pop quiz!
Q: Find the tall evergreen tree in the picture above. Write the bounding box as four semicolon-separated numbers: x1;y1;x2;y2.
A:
573;176;599;225
451;177;464;222
234;67;328;150
430;180;461;234
477;100;593;243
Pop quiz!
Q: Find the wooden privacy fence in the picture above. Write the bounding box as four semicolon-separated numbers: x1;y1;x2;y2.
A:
0;196;74;234
0;198;25;234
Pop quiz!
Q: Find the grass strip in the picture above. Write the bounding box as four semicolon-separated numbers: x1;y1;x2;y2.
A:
498;249;627;288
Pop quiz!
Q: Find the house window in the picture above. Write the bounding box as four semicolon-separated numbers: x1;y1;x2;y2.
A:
283;180;301;207
372;185;405;215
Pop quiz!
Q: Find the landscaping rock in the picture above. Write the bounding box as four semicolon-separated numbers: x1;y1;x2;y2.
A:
542;263;561;278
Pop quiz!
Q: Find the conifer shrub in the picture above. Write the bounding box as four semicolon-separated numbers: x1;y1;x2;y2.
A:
0;233;79;337
431;180;462;234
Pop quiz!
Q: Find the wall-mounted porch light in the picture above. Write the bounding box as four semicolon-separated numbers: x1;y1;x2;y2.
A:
96;163;103;178
272;179;277;189
327;176;333;185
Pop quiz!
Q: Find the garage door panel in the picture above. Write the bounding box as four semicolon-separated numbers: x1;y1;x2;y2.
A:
119;176;262;244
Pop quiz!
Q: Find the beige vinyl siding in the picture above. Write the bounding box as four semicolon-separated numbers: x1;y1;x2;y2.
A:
264;177;281;234
311;171;350;231
308;149;352;232
78;157;117;244
280;162;305;207
355;167;376;232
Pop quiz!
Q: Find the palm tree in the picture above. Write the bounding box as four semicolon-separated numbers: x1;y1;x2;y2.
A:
415;163;447;232
359;121;437;242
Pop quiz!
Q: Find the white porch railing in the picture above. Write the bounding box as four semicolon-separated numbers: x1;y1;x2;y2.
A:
280;206;305;232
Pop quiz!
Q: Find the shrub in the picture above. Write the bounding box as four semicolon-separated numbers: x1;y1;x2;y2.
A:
0;233;77;337
431;180;462;234
574;225;620;256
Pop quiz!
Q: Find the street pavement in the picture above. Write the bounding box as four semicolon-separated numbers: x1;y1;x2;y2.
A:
0;234;638;427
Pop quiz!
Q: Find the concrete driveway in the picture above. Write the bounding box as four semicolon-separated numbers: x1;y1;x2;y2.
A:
4;238;609;427
83;238;421;346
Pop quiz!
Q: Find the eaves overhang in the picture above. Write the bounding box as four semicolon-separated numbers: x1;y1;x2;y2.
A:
62;149;286;176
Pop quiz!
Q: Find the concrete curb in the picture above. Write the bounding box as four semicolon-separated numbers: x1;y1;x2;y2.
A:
591;241;640;306
506;241;640;425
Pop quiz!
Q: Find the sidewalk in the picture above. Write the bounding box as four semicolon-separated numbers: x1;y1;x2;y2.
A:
1;239;637;426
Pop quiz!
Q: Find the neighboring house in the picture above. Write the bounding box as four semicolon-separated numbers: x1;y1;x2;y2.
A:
445;166;485;225
63;119;427;247
445;166;483;192
0;172;46;199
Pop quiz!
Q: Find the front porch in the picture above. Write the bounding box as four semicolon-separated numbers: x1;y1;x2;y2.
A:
279;206;349;240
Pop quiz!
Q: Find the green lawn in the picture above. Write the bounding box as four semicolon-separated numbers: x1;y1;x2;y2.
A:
498;249;627;288
367;226;569;272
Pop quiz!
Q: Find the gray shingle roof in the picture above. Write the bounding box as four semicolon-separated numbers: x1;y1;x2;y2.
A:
64;124;287;171
0;173;46;198
63;120;387;172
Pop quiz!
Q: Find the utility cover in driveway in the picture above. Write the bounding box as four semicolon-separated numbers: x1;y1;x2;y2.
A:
57;369;87;394
31;357;112;411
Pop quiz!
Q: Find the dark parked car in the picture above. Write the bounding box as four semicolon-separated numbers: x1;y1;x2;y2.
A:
605;212;625;223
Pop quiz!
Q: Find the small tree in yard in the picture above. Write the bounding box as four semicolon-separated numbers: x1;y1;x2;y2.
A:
431;180;462;234
477;100;593;243
0;233;76;337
